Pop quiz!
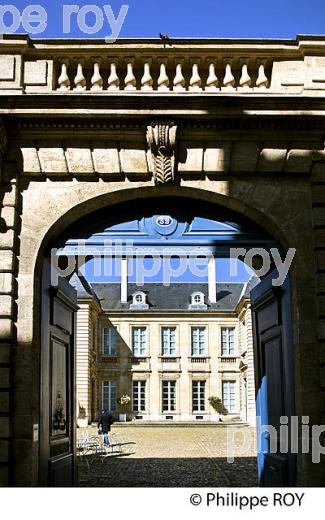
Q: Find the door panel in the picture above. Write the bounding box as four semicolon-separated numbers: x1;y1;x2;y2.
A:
40;260;78;487
251;270;296;487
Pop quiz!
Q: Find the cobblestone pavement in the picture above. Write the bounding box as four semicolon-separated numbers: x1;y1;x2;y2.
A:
78;426;258;487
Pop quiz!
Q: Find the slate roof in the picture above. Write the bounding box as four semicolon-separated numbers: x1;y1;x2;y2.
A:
90;282;247;312
69;273;100;302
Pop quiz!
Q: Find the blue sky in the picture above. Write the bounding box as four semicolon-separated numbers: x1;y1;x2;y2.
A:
5;0;325;39
82;257;253;283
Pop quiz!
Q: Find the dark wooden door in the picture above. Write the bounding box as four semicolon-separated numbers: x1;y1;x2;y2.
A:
251;270;296;486
40;260;78;487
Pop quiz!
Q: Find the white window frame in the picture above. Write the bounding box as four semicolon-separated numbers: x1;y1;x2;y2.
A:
133;380;146;412
192;380;206;412
221;327;236;356
132;291;146;305
222;380;236;413
161;327;177;356
132;326;147;356
191;326;207;356
102;380;117;412
102;326;117;356
191;291;205;305
162;380;177;412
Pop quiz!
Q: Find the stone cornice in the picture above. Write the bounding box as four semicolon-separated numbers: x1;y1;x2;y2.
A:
13;117;325;133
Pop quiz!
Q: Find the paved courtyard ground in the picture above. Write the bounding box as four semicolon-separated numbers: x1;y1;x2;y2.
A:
77;425;258;487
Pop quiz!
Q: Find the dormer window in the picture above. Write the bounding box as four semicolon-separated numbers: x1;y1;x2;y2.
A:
189;291;207;310
133;292;146;305
135;293;145;304
130;291;149;310
192;292;204;305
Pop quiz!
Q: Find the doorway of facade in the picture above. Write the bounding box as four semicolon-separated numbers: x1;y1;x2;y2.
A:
39;196;295;487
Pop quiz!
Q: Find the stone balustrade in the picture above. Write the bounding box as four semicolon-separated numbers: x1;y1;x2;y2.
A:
2;35;325;95
55;55;271;92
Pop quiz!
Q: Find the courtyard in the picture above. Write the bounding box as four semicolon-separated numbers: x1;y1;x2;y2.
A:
77;425;258;487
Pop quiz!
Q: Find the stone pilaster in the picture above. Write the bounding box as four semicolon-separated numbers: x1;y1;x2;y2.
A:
0;151;19;485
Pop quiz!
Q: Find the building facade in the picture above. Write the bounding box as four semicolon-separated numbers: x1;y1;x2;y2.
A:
72;276;256;425
1;35;325;485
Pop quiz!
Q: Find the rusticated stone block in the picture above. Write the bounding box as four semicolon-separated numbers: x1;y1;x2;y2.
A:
231;142;259;173
66;148;94;175
0;56;15;81
0;320;13;340
2;184;17;207
93;148;120;175
24;60;48;86
0;417;9;437
20;148;41;176
0;295;13;317
0;344;10;364
311;162;325;182
285;145;317;173
313;207;325;227
0;466;8;486
0;394;9;414
203;144;231;173
38;148;68;175
178;146;203;173
0;230;15;249
317;295;325;316
0;207;16;229
0;368;9;388
120;149;148;175
311;185;325;205
258;144;288;172
0;251;14;272
0;440;9;463
0;274;14;295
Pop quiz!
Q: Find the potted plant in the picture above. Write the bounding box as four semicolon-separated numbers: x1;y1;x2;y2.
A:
117;394;131;422
208;396;229;422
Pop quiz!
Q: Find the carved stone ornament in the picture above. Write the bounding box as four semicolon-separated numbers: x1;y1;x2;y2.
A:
0;118;7;184
147;123;177;184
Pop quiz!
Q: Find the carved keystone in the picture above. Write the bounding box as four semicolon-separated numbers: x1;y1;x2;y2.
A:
146;123;177;184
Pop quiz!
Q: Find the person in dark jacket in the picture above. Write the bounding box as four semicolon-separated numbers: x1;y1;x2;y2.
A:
98;409;114;445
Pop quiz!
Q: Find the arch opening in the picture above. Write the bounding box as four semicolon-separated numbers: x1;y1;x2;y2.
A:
36;193;295;487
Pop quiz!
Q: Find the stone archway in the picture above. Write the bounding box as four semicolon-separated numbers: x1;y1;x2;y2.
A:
11;185;301;486
1;35;325;487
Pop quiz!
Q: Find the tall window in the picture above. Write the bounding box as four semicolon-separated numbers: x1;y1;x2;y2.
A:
132;327;147;356
192;381;206;412
191;327;206;356
161;327;177;356
222;381;236;413
133;381;146;412
162;381;176;412
102;327;117;356
102;381;117;411
221;327;235;356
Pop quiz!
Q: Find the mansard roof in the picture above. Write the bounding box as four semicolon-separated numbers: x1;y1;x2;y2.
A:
90;282;246;312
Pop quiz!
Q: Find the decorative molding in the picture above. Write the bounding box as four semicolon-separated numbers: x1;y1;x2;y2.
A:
16;118;325;133
146;123;177;184
0;118;7;184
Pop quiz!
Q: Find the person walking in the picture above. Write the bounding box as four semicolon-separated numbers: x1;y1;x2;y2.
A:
98;409;114;445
